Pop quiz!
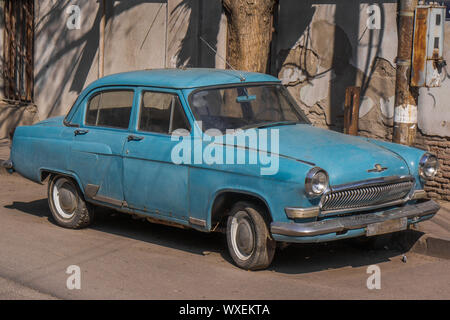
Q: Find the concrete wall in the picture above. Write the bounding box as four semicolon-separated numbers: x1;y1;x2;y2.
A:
32;0;226;122
276;0;399;138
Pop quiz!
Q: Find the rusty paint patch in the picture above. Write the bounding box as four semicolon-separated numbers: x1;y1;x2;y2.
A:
412;8;428;87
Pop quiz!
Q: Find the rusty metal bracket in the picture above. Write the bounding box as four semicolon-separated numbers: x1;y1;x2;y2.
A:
344;86;361;136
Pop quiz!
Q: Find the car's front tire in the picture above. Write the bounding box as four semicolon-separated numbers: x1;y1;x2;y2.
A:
226;202;276;270
48;175;94;229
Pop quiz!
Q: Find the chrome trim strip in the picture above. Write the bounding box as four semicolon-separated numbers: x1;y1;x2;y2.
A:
271;200;440;237
89;194;125;207
411;190;427;200
189;217;207;227
285;207;320;219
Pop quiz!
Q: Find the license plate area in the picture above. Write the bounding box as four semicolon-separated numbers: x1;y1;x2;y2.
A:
366;217;407;237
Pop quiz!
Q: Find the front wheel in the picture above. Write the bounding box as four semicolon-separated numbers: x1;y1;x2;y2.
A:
226;202;276;270
48;175;94;229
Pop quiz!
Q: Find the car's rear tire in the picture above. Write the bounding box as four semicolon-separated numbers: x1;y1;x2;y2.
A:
48;175;94;229
226;202;276;270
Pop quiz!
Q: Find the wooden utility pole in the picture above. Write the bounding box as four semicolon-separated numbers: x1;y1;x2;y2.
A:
222;0;278;73
393;0;418;145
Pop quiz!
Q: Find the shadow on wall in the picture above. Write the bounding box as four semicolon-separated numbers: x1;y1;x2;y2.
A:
276;0;392;133
170;0;222;68
34;0;223;120
34;0;166;119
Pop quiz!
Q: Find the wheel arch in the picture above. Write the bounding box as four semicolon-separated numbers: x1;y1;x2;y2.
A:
39;168;85;195
209;189;272;229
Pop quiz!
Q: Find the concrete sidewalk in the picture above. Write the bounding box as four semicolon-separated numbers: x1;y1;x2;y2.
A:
406;201;450;259
0;137;449;259
0;138;11;175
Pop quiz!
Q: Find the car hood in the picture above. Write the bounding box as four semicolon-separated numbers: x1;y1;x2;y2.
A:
248;124;410;185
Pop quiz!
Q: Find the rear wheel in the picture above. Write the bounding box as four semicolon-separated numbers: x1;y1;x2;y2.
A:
226;202;276;270
48;175;94;229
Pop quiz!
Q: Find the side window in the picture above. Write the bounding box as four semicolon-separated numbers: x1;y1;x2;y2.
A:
86;90;134;129
139;91;190;134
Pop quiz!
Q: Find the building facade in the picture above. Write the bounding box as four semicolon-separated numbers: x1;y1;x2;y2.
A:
0;0;449;199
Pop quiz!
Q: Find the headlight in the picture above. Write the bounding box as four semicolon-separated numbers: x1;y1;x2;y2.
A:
419;153;439;180
305;167;329;197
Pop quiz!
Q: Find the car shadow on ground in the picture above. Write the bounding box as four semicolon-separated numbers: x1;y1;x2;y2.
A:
4;199;425;275
5;199;49;217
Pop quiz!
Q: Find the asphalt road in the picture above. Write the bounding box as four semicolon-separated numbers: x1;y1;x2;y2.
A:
0;174;449;300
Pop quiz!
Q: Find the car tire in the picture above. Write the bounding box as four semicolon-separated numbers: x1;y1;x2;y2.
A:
48;175;94;229
226;202;276;270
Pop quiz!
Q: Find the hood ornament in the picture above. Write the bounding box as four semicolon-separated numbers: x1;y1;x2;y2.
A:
368;164;388;173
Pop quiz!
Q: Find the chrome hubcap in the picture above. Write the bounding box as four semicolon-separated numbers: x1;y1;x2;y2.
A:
53;178;77;219
230;212;255;261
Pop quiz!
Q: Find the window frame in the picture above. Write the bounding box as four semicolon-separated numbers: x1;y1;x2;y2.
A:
136;89;191;136
187;82;311;132
82;87;136;131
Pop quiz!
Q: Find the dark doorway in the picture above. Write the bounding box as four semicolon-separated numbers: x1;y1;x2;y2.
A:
3;0;34;102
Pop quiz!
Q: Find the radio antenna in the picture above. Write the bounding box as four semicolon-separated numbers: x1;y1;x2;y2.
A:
199;36;246;82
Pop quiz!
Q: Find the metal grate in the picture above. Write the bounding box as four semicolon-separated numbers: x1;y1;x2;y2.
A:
321;180;415;213
4;0;34;102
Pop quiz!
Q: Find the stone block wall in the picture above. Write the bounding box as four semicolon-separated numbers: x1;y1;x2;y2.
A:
415;134;450;201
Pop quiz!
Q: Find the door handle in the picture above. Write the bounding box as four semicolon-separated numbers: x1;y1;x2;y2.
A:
74;129;89;136
127;135;144;142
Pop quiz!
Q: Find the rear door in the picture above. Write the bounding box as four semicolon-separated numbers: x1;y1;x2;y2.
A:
69;87;136;206
122;88;191;221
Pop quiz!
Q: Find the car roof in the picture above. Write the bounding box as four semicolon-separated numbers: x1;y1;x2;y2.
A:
85;68;280;90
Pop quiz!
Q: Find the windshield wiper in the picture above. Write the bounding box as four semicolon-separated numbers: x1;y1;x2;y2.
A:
240;121;299;130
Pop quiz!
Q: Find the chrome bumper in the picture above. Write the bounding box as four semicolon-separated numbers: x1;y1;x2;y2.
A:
271;199;440;237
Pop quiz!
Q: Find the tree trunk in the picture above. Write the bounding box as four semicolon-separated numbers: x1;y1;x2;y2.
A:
223;0;277;73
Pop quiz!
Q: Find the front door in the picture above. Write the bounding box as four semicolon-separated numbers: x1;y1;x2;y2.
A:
69;88;136;206
122;88;191;221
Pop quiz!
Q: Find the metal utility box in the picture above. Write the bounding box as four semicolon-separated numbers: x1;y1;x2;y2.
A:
411;4;446;87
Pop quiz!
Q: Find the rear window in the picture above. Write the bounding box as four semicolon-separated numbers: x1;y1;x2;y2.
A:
86;90;134;129
139;91;190;134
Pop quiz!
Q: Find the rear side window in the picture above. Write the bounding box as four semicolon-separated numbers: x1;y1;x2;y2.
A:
86;90;134;129
139;91;190;134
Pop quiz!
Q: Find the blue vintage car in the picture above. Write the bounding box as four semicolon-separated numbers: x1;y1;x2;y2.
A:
3;68;440;270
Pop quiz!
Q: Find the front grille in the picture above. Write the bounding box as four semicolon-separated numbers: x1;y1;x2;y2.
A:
320;178;414;213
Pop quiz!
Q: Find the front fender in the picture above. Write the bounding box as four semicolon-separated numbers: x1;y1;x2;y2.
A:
364;138;428;189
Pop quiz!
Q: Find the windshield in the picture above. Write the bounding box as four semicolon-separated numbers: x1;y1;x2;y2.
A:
189;84;309;132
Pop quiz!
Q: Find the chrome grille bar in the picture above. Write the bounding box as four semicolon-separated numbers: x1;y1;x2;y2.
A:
320;176;415;214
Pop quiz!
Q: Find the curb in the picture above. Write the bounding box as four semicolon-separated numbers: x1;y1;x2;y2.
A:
395;229;450;260
410;234;450;260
